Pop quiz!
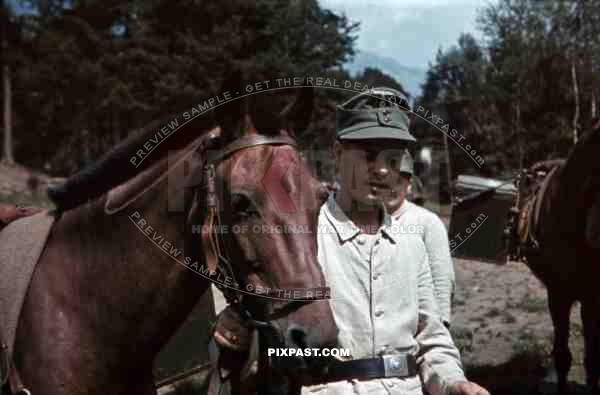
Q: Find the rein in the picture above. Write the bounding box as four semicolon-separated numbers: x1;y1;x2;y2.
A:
202;135;330;392
201;134;331;315
201;134;332;390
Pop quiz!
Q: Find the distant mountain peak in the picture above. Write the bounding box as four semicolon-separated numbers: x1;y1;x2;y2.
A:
345;49;426;98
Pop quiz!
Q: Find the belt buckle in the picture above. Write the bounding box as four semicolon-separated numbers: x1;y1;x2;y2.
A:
382;354;409;377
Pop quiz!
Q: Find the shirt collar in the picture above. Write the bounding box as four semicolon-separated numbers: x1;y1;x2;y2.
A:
391;199;412;220
379;211;399;243
323;194;398;244
323;194;361;243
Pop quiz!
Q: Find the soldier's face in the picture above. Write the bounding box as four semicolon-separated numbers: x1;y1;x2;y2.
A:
334;139;411;207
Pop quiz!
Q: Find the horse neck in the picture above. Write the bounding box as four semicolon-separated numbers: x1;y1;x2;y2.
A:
15;189;211;394
36;162;210;364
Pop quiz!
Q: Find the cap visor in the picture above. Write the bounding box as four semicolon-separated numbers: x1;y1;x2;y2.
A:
338;126;417;142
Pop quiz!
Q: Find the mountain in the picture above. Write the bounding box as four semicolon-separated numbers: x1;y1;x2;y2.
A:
345;50;427;98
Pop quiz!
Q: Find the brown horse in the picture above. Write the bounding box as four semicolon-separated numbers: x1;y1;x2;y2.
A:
5;76;337;395
515;121;600;394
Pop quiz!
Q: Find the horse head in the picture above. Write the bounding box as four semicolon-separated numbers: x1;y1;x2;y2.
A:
34;73;336;393
193;73;337;359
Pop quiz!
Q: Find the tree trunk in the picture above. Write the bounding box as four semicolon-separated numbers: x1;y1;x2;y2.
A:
442;131;453;198
515;101;523;171
2;62;13;164
1;0;13;164
571;60;580;145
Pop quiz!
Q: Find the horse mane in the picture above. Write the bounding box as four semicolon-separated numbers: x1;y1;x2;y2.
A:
47;113;215;211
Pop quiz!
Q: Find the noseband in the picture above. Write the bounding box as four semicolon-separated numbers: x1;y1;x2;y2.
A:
199;134;331;330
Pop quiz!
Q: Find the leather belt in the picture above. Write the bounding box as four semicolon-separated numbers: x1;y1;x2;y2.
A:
313;354;418;384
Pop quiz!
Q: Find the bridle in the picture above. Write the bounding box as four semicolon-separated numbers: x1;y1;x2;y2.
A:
198;133;332;389
198;133;331;330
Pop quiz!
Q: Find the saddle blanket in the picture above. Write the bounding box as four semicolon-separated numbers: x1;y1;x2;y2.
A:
0;210;55;357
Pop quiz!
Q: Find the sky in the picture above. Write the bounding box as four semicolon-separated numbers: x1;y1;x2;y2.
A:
319;0;487;70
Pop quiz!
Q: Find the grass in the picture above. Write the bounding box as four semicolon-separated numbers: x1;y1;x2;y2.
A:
520;294;548;313
0;191;54;208
464;349;550;395
451;326;474;353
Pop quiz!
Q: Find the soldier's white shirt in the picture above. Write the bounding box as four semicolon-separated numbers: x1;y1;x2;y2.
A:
302;196;465;395
392;200;455;326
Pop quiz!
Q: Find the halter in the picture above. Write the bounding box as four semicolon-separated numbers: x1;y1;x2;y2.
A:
200;134;332;387
199;134;331;328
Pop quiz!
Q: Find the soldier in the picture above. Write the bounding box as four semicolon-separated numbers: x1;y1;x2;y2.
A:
384;148;454;329
212;87;488;395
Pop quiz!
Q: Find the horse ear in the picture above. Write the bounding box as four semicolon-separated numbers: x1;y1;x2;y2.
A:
280;84;314;135
215;71;247;138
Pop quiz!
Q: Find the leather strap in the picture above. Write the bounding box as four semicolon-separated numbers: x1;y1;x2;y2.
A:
1;333;30;395
8;362;30;395
310;354;418;384
247;287;331;301
207;135;296;165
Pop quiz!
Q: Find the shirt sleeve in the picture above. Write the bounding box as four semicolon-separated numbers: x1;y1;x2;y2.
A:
423;213;455;326
415;254;466;395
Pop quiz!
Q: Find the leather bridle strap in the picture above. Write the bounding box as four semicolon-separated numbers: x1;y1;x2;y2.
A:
206;135;297;165
7;363;30;395
200;134;331;319
1;330;30;395
202;134;331;390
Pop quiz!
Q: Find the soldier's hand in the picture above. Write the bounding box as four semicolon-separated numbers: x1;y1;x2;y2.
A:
447;380;490;395
213;305;252;352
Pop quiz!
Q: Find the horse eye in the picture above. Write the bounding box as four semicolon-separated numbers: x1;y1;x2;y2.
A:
231;194;259;219
249;260;263;272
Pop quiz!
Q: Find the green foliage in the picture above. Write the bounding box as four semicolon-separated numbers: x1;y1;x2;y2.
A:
6;0;360;175
416;0;600;180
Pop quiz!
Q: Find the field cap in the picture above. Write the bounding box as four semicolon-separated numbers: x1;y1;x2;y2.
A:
336;87;416;142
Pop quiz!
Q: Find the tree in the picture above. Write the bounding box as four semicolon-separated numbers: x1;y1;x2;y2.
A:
417;0;599;186
357;67;407;97
1;0;20;164
12;0;358;174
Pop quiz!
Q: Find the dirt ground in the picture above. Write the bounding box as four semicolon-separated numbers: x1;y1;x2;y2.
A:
452;257;587;394
0;161;590;394
201;246;590;395
163;256;590;395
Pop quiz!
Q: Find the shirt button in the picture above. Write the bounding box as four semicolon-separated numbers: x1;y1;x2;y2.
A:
373;273;381;280
357;237;366;245
375;310;384;317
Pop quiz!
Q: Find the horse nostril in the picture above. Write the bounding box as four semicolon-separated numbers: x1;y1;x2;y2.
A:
288;326;309;349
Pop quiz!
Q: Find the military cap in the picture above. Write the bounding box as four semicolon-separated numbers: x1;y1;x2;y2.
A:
336;87;416;142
